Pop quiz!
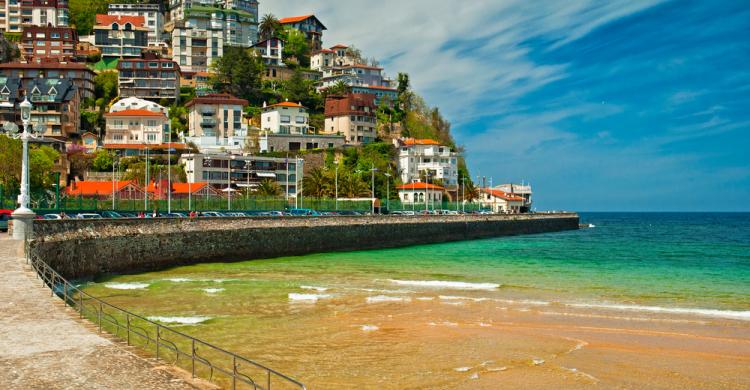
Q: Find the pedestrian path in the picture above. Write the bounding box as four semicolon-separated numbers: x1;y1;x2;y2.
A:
0;236;203;390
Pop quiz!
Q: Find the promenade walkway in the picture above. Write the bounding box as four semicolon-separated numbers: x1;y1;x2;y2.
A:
0;236;202;390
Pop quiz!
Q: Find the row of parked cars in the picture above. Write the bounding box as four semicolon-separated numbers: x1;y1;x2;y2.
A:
32;209;375;220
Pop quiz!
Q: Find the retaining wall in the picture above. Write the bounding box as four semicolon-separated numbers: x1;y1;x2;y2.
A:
28;213;579;279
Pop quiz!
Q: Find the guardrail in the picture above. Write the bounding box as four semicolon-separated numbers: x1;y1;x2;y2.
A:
25;246;306;390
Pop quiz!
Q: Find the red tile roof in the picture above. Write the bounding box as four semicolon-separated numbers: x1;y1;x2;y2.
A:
330;44;348;49
403;138;440;146
104;109;166;118
266;101;304;108
96;14;145;27
279;15;314;24
102;143;190;150
66;180;142;196
396;182;446;191
324;93;376;117
354;85;397;91
0;60;92;71
480;188;525;202
172;182;210;194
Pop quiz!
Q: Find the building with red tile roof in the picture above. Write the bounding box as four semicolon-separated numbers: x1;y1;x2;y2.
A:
478;188;525;214
279;15;326;52
395;137;459;188
323;93;377;145
66;180;144;199
396;182;446;205
94;14;149;60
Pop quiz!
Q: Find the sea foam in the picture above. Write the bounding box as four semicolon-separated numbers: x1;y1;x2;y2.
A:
104;282;149;290
389;279;500;290
300;285;329;292
164;278;192;283
566;302;750;321
288;293;331;302
202;288;225;294
147;316;211;325
361;325;379;332
366;295;411;303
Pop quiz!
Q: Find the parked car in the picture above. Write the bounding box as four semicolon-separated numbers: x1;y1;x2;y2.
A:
164;212;186;218
259;211;286;217
119;212;138;218
42;213;63;220
201;211;225;217
101;211;124;219
289;208;320;216
224;212;247;217
0;209;12;231
76;213;102;219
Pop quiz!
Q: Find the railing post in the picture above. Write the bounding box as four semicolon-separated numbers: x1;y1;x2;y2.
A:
50;274;55;296
98;302;102;333
79;293;83;318
156;325;160;360
191;339;196;378
232;355;237;390
127;314;131;346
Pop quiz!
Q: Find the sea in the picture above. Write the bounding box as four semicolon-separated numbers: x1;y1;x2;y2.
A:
80;212;750;388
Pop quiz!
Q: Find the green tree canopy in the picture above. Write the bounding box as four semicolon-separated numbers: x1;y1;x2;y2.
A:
91;149;114;172
209;47;264;105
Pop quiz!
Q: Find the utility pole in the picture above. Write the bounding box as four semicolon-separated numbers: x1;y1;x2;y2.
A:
144;147;149;211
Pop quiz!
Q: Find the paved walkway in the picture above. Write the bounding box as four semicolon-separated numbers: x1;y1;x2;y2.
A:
0;236;205;390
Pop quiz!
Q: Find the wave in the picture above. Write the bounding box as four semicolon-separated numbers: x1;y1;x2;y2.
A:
493;298;550;306
440;295;489;302
300;285;329;292
164;278;192;283
366;295;411;303
288;293;331;302
202;288;225;294
565;302;750;321
389;279;500;290
104;282;149;290
147;316;211;325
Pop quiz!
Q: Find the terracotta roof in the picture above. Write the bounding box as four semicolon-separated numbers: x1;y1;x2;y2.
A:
330;44;348;49
266;101;304;108
279;15;314;24
0;60;92;71
404;138;441;146
96;14;146;27
172;182;210;194
396;182;446;191
353;85;397;91
324;93;376;117
185;93;248;107
480;188;525;202
103;143;190;150
66;180;142;196
104;109;166;118
316;49;335;54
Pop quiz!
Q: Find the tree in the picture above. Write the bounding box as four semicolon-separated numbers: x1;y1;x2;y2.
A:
69;0;108;35
91;149;114;172
94;71;119;108
324;80;349;97
345;45;365;64
259;14;281;41
0;137;59;194
29;146;60;191
256;179;282;196
0;135;21;192
209;47;264;104
168;104;188;138
281;27;310;67
302;167;330;198
281;70;323;112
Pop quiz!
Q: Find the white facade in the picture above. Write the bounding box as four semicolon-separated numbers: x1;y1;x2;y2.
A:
396;139;459;188
477;189;525;213
397;183;445;205
261;102;309;135
108;3;164;45
310;45;355;71
495;183;533;210
104;110;170;145
254;38;284;66
1;1;68;32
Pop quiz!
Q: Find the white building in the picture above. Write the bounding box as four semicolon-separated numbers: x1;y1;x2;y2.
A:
396;138;459;188
108;3;164;45
478;188;525;214
261;101;309;135
110;97;169;115
396;182;445;205
253;37;284;66
183;93;249;153
495;183;533;212
103;109;170;145
310;44;355;71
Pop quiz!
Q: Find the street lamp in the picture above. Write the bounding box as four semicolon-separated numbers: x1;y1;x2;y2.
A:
1;97;42;239
384;169;392;214
334;160;339;211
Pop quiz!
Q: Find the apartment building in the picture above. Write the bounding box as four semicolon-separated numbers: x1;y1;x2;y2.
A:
0;59;95;99
103;108;170;145
253;37;283;66
185;93;247;140
94;14;149;59
311;44;355;71
323;93;377;145
395;138;459;188
117;56;181;102
167;0;258;25
20;25;77;61
278;15;325;52
171;6;257;73
108;3;163;45
261;101;309;135
1;0;68;32
0;76;79;140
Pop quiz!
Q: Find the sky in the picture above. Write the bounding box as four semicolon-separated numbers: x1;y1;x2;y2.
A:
264;1;750;211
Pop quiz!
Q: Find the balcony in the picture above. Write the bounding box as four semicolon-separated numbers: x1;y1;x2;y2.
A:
201;118;217;127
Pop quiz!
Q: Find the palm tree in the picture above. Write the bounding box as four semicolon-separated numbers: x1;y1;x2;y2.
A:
259;14;281;41
256;179;282;196
461;178;479;202
302;167;331;198
339;173;370;198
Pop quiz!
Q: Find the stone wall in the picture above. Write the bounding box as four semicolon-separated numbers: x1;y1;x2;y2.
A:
28;213;579;279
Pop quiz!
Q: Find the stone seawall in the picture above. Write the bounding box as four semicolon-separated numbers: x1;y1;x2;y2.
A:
29;213;579;279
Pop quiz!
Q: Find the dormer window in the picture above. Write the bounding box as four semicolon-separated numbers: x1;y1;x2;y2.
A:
31;86;41;96
112;23;119;30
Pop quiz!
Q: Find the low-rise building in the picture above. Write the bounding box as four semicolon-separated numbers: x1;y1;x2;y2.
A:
261;101;309;135
66;180;144;200
117;56;180;102
0;77;80;140
323;93;377;145
0;59;95;99
494;183;533;212
103;109;170;146
310;44;356;71
320;64;391;90
19;0;69;28
20;26;77;62
259;132;345;153
396;182;445;205
478;188;525;214
94;14;149;60
180;153;302;197
279;15;326;52
350;85;398;106
253;37;284;66
183;93;249;153
80;131;98;153
396;138;459;188
108;3;163;45
109;96;169;115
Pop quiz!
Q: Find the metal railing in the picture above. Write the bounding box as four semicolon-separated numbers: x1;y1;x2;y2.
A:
26;248;306;390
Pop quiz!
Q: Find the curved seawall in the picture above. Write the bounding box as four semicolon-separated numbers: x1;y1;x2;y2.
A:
28;213;579;279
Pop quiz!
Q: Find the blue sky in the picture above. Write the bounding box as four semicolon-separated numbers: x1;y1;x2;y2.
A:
266;1;750;211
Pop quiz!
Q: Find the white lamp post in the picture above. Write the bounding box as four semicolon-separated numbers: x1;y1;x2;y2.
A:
3;97;41;240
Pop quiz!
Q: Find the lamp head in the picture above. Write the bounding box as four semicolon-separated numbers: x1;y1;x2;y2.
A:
20;96;32;122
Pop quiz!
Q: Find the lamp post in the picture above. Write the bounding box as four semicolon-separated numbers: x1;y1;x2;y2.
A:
2;97;41;239
334;161;339;211
370;162;377;215
384;169;391;214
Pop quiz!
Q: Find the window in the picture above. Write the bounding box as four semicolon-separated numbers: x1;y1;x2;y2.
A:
147;120;157;127
50;32;60;39
280;115;290;123
147;134;157;141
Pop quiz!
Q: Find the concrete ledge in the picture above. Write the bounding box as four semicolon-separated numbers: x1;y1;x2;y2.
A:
29;213;579;280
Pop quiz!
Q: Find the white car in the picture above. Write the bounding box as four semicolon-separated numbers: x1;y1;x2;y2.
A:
43;214;62;220
76;213;102;219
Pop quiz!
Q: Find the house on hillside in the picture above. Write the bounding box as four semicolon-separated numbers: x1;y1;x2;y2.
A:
279;15;326;52
323;93;377;145
397;182;446;206
395;138;459;188
103;109;170;146
261;101;309;135
94;14;149;60
253;38;284;66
